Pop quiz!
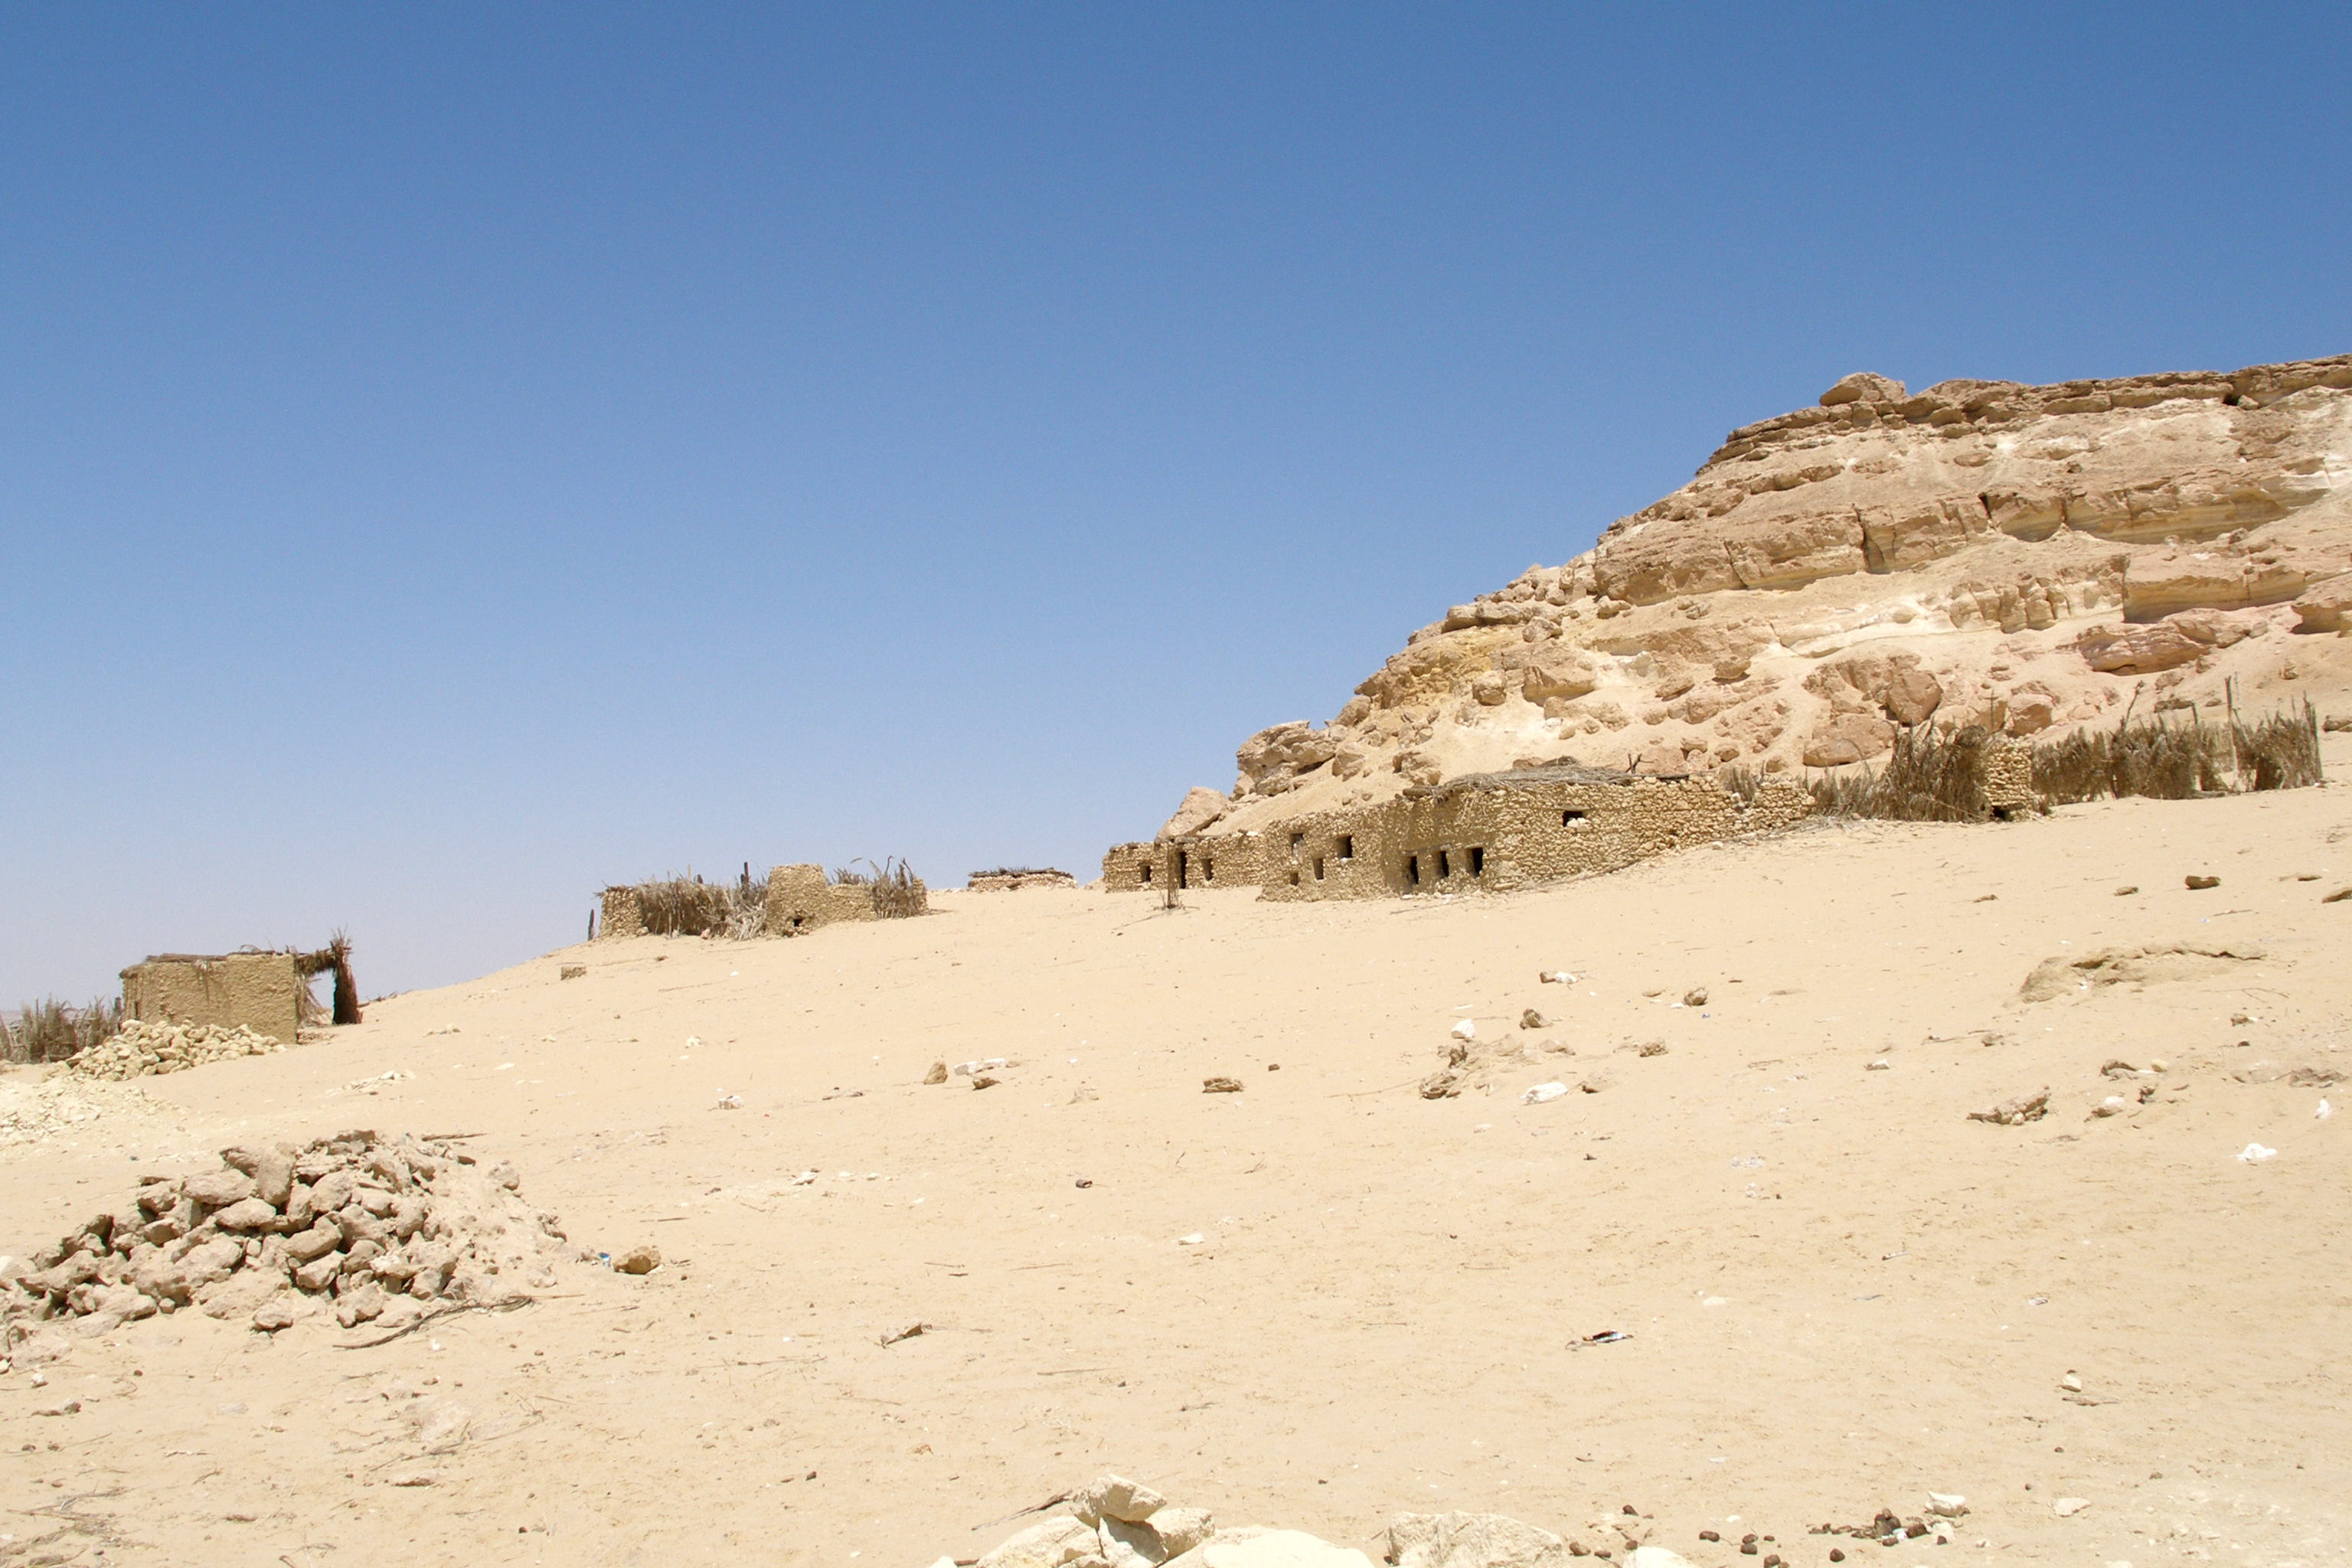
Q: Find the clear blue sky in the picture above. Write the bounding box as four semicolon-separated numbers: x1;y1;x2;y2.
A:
6;5;2348;1005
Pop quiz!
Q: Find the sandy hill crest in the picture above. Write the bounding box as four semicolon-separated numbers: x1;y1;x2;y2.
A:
1172;354;2352;837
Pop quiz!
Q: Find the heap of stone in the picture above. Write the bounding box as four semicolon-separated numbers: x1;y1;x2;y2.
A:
66;1018;284;1080
947;1485;1699;1568
1;1130;571;1335
1159;353;2352;838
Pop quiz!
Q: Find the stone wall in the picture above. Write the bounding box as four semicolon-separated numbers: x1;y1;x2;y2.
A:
763;863;928;933
1983;741;2037;818
1106;766;1812;903
598;887;645;940
967;869;1076;891
1099;831;1277;894
119;952;301;1044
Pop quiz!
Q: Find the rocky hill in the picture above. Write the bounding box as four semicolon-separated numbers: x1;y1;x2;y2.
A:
1166;354;2352;838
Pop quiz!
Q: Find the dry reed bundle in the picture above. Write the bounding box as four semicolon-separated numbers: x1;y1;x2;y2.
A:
628;867;771;939
2228;687;2322;792
2032;711;2230;803
4;996;123;1064
293;932;362;1025
1807;726;1993;823
867;857;926;920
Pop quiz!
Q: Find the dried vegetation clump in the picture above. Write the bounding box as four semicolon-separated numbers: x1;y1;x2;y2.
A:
1810;697;2321;823
2;996;123;1065
629;867;770;939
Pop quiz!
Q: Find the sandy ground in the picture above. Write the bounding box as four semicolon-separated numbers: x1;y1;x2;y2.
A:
5;773;2351;1567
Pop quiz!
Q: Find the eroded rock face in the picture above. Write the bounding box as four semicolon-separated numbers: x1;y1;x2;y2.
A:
1170;354;2350;838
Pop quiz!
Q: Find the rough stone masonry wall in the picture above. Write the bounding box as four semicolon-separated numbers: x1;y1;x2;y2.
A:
1984;740;2037;817
763;862;929;933
1256;773;1812;902
1098;831;1277;893
119;952;301;1046
598;887;646;940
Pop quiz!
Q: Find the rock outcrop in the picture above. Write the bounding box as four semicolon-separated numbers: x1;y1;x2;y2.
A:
1183;354;2352;826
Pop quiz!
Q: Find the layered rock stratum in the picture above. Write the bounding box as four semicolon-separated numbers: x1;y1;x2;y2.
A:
1181;354;2352;835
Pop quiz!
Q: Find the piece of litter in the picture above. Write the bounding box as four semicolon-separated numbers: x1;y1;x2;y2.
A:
1450;1019;1477;1042
1927;1494;1968;1517
1176;1233;1204;1246
1702;1296;1727;1307
1583;1329;1629;1343
1730;1155;1764;1169
2053;1497;2089;1517
685;1037;700;1049
715;1094;743;1110
1521;1082;1567;1104
2318;1099;2333;1119
952;1058;1008;1076
2239;1142;2277;1162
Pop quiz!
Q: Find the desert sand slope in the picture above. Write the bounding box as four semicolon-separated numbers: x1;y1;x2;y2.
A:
5;773;2352;1565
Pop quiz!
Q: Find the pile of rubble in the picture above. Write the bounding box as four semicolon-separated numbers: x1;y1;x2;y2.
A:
65;1018;284;1080
2;1130;573;1335
945;1478;1699;1568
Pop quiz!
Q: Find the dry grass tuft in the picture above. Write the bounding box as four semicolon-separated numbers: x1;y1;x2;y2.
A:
2230;688;2322;792
2033;711;2230;804
1808;726;1994;823
629;867;770;939
867;858;926;920
4;996;123;1065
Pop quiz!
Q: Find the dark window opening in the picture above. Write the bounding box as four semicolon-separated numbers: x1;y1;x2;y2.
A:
1314;857;1325;880
1436;849;1452;879
1468;847;1485;877
1139;863;1152;885
1406;855;1420;885
1562;809;1586;825
1202;858;1214;882
1176;851;1188;890
1289;871;1300;886
1337;835;1354;861
1289;831;1305;851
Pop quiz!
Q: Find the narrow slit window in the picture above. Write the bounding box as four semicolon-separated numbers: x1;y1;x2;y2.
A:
1436;849;1451;879
1202;858;1214;882
1139;864;1152;885
1406;855;1420;885
1468;847;1485;877
1289;831;1305;851
1337;835;1354;861
1289;871;1300;886
1314;857;1325;880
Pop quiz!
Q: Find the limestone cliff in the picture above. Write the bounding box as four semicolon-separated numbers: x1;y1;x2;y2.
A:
1181;354;2352;836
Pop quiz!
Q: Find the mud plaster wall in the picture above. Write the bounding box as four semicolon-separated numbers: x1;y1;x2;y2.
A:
119;952;301;1043
968;871;1077;892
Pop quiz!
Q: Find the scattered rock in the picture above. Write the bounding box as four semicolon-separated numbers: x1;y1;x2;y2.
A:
2185;874;2220;890
2019;941;2262;1001
972;1075;1000;1090
4;1130;566;1337
559;965;586;980
1682;988;1708;1008
1968;1090;2050;1125
1202;1077;1244;1094
1450;1020;1478;1043
1387;1511;1571;1568
613;1244;662;1276
924;1062;949;1085
2115;886;2138;896
1519;1010;1549;1030
1073;1474;1173;1526
67;1018;285;1081
2324;887;2352;904
2052;1498;2089;1517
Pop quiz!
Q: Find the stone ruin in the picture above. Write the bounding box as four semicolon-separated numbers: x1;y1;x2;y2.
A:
1;1130;572;1340
1103;763;1813;902
64;1018;283;1080
598;861;929;939
967;867;1077;892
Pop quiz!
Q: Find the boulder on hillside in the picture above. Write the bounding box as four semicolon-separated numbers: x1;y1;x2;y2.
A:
1820;371;1909;407
2076;622;2206;674
1158;786;1231;841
